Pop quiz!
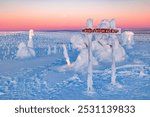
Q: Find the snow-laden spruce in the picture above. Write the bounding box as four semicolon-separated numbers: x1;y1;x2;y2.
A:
121;31;134;48
69;19;126;72
16;29;36;59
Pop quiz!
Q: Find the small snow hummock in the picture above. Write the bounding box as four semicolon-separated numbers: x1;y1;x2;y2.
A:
16;29;36;59
139;67;147;77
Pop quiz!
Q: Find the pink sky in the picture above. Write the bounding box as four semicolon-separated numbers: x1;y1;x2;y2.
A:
0;0;150;30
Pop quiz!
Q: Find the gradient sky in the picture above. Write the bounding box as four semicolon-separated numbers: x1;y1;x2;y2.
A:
0;0;150;30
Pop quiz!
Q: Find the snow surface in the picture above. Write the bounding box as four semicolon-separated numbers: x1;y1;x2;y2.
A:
0;30;150;99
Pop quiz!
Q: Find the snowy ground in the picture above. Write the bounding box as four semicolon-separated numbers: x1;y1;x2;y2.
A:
0;31;150;100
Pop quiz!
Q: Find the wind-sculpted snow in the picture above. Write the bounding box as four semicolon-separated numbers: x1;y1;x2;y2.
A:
0;31;150;99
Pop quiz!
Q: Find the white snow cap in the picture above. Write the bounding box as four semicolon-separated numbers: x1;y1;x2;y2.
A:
110;19;116;28
71;34;87;50
121;31;134;46
98;19;116;29
99;19;110;28
18;42;26;49
16;42;35;59
86;18;93;28
28;29;34;48
123;31;134;36
29;29;34;37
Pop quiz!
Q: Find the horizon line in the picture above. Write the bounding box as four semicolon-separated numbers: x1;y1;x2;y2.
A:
0;27;150;32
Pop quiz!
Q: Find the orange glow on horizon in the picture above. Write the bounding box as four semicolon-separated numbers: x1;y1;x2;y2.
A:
0;0;150;30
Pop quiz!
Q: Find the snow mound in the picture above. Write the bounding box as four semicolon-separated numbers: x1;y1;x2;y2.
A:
16;42;36;59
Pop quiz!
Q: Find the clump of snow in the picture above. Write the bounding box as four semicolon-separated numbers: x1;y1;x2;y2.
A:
111;35;126;62
107;82;123;90
16;42;35;59
97;19;116;29
139;67;147;77
63;44;71;66
86;18;93;28
110;19;116;28
94;21;126;62
98;19;110;28
69;19;126;72
16;29;36;59
27;29;34;48
70;34;87;68
71;34;87;50
52;45;57;54
47;45;51;55
121;31;134;48
73;49;88;72
70;34;98;72
92;37;112;62
69;74;82;83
